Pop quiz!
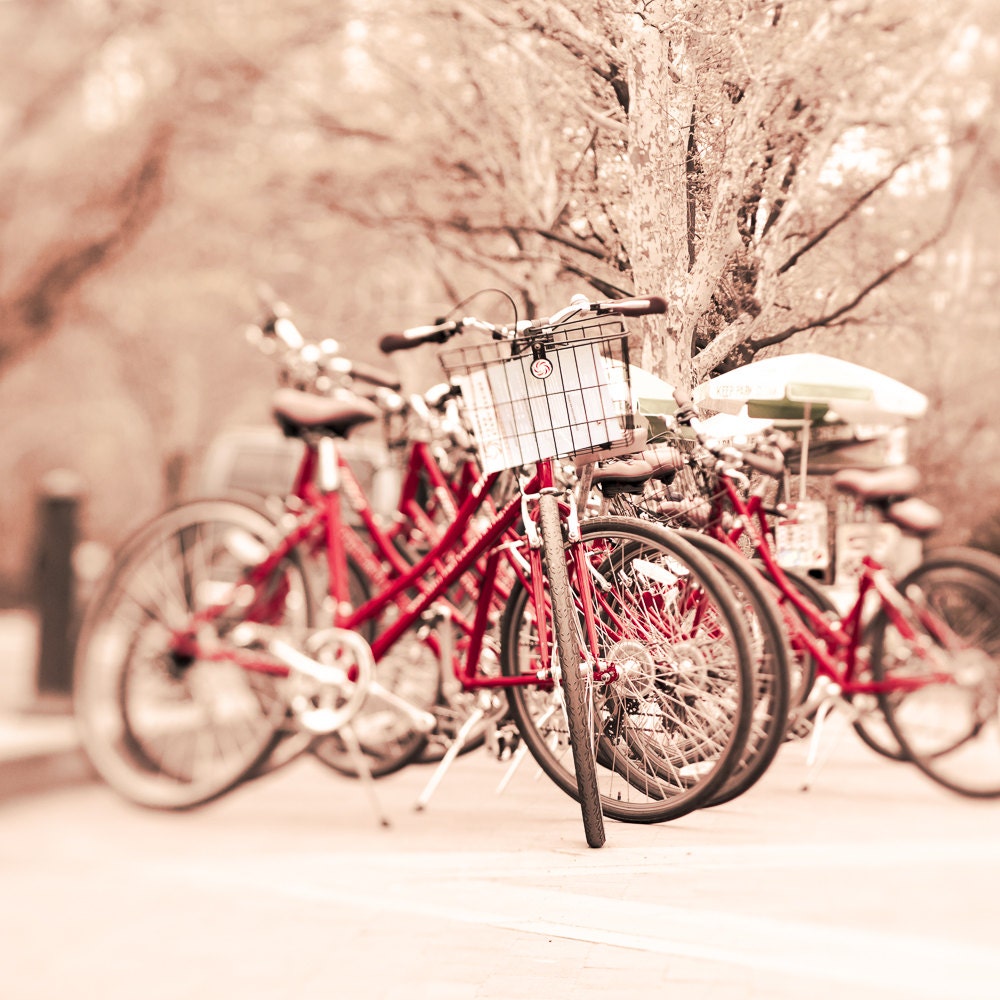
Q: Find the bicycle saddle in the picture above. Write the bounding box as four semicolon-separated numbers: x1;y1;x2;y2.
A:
880;496;944;535
831;464;921;500
271;387;381;437
589;454;655;486
589;441;687;484
833;465;942;535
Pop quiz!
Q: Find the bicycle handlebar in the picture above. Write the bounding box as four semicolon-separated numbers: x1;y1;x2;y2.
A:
672;386;786;479
249;307;403;392
593;295;668;317
732;446;785;478
379;293;668;355
378;321;461;354
538;293;668;329
325;355;402;392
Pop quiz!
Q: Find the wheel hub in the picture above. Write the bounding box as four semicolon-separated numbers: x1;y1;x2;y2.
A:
606;640;656;697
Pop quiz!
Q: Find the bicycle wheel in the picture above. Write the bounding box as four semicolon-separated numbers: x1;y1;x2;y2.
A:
537;492;605;848
869;547;1000;797
677;532;792;808
502;516;753;824
74;499;304;809
761;564;905;759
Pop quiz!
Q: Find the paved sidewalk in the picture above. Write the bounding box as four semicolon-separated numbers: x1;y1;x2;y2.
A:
4;606;1000;997
0;610;96;803
3;727;1000;1000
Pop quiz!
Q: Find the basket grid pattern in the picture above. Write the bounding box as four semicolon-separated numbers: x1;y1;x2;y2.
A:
438;316;636;474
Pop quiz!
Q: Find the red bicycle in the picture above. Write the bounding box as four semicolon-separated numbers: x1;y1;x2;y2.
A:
599;386;1000;797
73;293;755;847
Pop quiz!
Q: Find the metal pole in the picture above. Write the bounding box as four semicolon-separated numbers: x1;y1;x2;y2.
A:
798;403;812;503
33;470;83;701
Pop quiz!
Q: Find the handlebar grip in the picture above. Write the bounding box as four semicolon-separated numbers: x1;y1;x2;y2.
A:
670;385;699;427
378;333;415;354
597;295;668;317
272;316;305;350
672;385;692;407
378;322;457;354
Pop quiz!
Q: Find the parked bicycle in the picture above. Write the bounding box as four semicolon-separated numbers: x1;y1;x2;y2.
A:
593;384;1000;797
577;439;794;807
239;308;505;781
73;292;756;847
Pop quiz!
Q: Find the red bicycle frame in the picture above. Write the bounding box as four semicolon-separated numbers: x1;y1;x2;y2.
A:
186;434;562;693
709;476;947;696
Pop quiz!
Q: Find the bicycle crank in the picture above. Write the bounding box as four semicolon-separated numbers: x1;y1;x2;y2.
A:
230;624;375;734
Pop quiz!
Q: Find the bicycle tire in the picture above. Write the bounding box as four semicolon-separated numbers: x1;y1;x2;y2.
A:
677;533;792;807
537;492;606;848
586;520;754;812
869;547;1000;797
502;516;753;824
74;498;302;809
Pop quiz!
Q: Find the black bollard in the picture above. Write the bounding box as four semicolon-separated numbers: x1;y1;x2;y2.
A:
33;470;84;703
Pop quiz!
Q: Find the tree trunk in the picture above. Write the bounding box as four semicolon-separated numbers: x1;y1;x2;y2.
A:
620;15;692;385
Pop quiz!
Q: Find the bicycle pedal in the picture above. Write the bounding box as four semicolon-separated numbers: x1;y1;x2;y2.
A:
488;724;521;761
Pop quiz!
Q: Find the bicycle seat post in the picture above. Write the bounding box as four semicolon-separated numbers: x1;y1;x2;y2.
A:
316;435;341;493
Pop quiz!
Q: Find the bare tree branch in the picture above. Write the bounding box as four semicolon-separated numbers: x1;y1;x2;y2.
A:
776;149;932;275
0;124;173;371
748;140;981;354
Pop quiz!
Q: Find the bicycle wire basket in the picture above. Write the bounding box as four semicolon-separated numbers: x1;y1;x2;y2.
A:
628;433;819;565
437;315;637;474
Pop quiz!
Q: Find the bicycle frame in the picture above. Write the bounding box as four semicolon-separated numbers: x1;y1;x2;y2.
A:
328;437;535;679
708;475;949;697
180;432;563;694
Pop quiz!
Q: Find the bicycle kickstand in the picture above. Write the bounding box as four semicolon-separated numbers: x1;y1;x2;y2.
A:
495;741;529;794
800;693;851;792
414;706;487;811
338;723;391;828
495;702;556;794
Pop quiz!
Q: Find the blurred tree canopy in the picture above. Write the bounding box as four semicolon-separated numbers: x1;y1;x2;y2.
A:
0;0;998;600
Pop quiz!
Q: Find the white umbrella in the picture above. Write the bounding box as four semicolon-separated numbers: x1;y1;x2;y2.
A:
692;353;927;425
697;408;774;445
629;364;676;414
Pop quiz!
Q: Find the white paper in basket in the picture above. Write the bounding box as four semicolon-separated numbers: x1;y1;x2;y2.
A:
455;343;626;474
